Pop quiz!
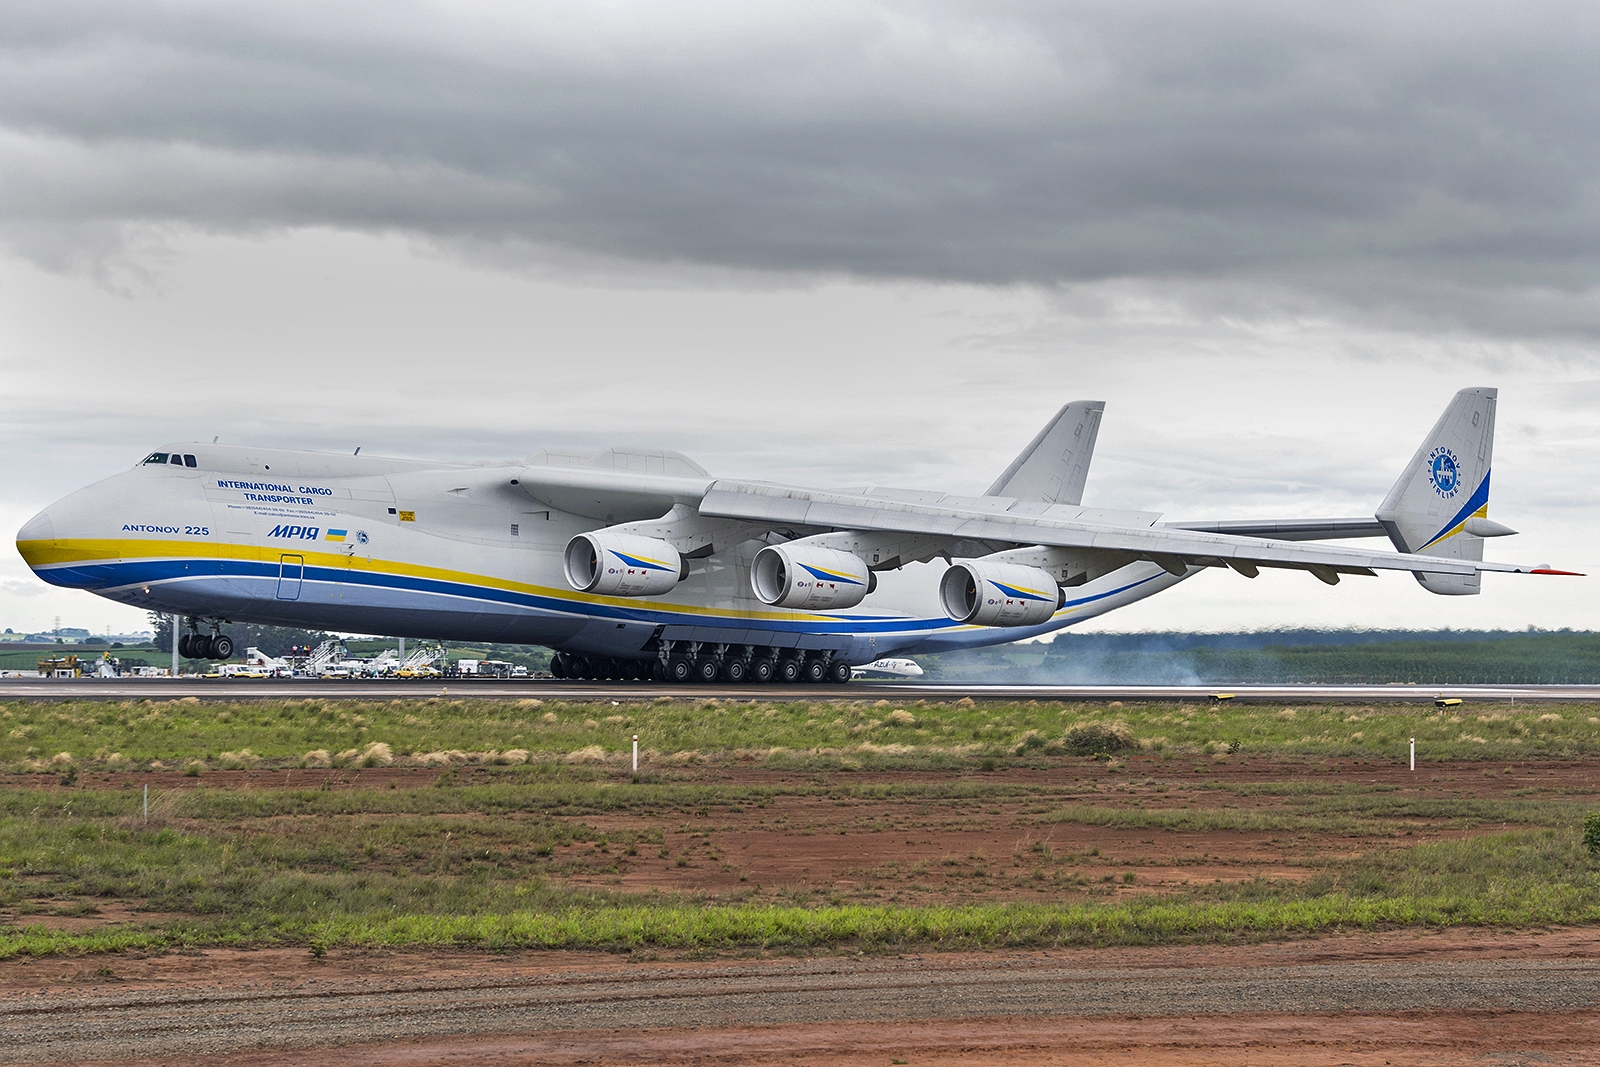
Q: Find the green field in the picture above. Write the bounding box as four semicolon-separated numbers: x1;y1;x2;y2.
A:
3;697;1599;960
3;695;1599;769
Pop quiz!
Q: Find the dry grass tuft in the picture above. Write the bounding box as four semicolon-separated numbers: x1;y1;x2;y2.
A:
1064;720;1135;756
358;742;393;767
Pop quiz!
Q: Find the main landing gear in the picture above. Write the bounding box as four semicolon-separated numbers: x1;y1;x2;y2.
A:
551;642;853;685
180;618;235;661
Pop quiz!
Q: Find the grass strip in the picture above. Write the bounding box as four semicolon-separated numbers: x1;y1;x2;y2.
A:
7;698;1600;769
6;830;1599;959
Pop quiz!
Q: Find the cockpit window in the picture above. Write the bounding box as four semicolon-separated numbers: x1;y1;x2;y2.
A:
184;454;197;467
143;452;169;465
169;454;184;464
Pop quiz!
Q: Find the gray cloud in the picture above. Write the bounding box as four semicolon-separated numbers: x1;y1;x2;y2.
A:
4;1;1600;333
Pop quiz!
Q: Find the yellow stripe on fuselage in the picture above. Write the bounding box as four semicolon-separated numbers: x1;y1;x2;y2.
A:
14;537;869;624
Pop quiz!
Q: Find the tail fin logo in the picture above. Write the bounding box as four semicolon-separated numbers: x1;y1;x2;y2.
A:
1428;447;1460;498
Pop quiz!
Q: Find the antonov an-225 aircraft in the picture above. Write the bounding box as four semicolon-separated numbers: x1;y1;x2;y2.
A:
15;388;1577;684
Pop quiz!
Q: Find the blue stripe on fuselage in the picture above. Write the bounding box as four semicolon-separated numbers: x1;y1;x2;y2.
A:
33;556;1165;636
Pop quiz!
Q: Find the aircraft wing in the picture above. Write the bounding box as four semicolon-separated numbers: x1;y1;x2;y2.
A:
697;480;1560;579
1165;518;1388;541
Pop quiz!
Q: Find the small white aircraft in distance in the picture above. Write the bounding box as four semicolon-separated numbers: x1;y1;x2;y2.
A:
852;658;925;680
17;388;1579;685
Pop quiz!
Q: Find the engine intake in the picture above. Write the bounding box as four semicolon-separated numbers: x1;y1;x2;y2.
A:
940;561;1064;627
564;533;687;597
751;544;874;610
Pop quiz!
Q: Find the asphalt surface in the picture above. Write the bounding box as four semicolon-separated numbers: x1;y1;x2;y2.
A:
3;676;1599;702
3;954;1597;1063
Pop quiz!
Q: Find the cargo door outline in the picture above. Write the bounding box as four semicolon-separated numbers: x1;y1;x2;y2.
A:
276;554;304;600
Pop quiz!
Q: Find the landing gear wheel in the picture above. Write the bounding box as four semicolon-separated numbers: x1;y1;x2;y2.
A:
178;633;194;658
192;635;215;660
667;657;693;683
803;657;827;684
778;658;801;684
827;659;851;684
722;658;747;683
550;654;568;678
695;658;719;683
570;655;592;679
751;658;774;683
651;660;666;683
210;634;234;660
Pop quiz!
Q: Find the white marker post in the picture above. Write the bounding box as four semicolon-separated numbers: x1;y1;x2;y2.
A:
633;735;639;773
171;613;179;677
1410;737;1415;771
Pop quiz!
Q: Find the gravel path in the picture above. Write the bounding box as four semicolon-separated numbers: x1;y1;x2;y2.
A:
4;952;1599;1063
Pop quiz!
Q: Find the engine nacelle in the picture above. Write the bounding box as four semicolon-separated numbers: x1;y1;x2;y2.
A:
940;561;1064;627
564;533;686;597
751;544;874;610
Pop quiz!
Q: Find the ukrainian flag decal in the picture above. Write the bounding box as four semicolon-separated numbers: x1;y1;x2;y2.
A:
325;529;348;542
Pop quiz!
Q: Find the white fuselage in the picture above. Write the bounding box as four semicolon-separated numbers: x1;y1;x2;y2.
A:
17;444;1188;664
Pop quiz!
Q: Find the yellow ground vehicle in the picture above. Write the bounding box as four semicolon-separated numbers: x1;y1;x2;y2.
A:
396;665;442;678
36;654;81;678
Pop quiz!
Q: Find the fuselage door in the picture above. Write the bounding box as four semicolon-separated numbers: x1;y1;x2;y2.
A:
276;554;304;600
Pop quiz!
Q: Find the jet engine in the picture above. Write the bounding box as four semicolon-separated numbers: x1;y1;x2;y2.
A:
940;560;1065;627
751;544;874;610
563;532;687;597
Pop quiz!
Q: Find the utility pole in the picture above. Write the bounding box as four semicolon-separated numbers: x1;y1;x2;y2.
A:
171;614;179;677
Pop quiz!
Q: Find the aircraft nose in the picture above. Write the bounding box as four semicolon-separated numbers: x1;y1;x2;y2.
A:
17;507;56;544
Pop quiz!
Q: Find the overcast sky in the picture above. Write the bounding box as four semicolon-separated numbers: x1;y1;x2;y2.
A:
3;0;1596;637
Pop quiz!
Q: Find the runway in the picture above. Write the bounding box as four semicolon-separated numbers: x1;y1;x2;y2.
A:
3;676;1599;702
4;934;1598;1064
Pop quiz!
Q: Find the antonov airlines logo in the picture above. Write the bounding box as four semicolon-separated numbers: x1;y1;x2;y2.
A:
268;524;320;540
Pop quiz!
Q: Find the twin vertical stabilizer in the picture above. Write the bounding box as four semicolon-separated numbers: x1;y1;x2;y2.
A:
987;401;1104;506
1375;387;1502;595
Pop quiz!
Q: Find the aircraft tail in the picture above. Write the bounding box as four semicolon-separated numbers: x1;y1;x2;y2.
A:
986;401;1104;506
1375;387;1511;595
